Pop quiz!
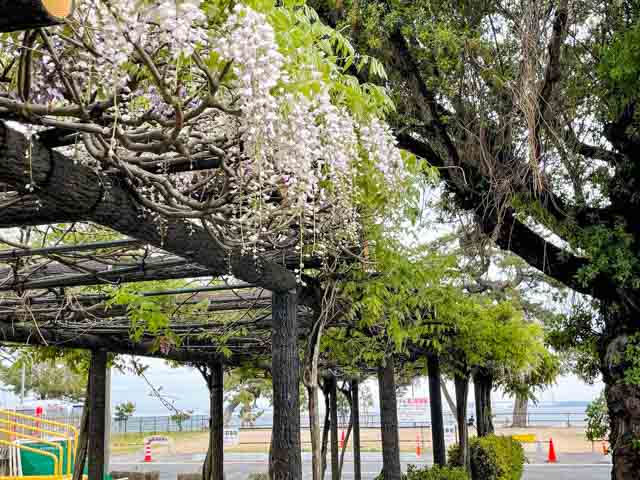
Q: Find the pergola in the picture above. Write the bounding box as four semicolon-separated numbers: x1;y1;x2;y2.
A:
0;80;311;480
0;4;449;480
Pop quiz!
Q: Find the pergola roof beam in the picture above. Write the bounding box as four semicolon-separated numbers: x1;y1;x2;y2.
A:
0;238;142;261
0;122;297;291
0;257;211;291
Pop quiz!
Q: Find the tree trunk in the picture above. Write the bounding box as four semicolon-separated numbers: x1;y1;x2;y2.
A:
307;384;322;480
512;393;528;428
377;358;402;480
269;290;302;480
337;384;353;479
303;309;328;480
427;355;446;466
88;350;107;480
203;361;224;480
598;302;640;480
454;374;470;474
72;377;90;480
328;376;339;480
473;369;494;437
351;380;361;480
321;384;331;480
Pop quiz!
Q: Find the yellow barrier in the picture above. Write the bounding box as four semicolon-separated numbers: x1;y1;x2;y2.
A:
0;419;74;474
0;429;64;475
0;439;59;478
0;408;78;473
512;434;537;443
0;477;73;480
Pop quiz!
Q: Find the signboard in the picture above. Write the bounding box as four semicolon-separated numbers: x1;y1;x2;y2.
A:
398;397;429;424
444;424;457;449
223;428;239;446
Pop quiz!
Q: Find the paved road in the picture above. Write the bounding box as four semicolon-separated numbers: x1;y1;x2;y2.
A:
111;452;612;480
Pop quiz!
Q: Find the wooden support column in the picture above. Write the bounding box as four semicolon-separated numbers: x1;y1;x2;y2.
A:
88;350;107;480
203;361;224;480
351;379;362;480
0;0;74;32
328;375;339;480
427;354;446;466
377;358;402;480
269;290;302;480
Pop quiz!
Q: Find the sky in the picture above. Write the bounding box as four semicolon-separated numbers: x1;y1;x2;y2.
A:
105;358;603;416
0;356;603;415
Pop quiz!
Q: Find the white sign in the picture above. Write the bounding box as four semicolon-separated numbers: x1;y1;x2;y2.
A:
444;424;457;448
224;428;239;446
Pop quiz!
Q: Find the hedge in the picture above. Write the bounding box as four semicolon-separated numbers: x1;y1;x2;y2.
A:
374;465;469;480
448;435;525;480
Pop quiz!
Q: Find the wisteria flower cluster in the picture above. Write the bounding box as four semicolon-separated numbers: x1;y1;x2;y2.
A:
0;0;407;272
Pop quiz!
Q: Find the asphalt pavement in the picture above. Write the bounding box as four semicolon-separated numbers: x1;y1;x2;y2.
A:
111;452;613;480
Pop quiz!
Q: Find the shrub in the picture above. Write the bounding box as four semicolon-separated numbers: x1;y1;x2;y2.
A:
448;435;525;480
246;474;268;480
405;465;470;480
373;465;469;480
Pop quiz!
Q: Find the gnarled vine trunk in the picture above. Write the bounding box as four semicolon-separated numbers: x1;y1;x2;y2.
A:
473;369;494;437
599;302;640;480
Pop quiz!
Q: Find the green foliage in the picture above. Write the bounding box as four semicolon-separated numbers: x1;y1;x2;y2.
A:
598;20;640;119
114;401;136;422
224;367;272;426
544;300;602;384
405;465;470;480
449;436;525;480
0;351;86;402
624;333;640;385
585;391;609;442
170;411;193;432
374;465;469;480
245;474;268;480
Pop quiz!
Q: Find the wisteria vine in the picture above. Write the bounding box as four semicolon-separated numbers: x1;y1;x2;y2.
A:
0;0;409;275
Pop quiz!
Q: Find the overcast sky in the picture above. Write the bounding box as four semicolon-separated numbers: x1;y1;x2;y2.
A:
108;358;603;416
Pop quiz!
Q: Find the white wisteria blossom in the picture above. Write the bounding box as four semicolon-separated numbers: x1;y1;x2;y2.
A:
0;0;409;271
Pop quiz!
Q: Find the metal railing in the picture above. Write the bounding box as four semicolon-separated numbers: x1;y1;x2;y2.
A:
106;411;588;434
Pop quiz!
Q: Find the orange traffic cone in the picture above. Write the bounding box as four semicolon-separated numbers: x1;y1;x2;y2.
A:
547;438;557;463
339;431;345;449
416;433;422;457
144;442;152;463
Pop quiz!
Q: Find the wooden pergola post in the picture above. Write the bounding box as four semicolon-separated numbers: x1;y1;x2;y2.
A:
203;361;224;480
427;354;446;466
269;290;302;480
88;349;108;480
351;379;362;480
0;0;74;32
378;357;402;480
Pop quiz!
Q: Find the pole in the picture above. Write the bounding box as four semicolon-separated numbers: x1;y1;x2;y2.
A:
88;350;107;480
104;366;112;471
427;354;446;466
